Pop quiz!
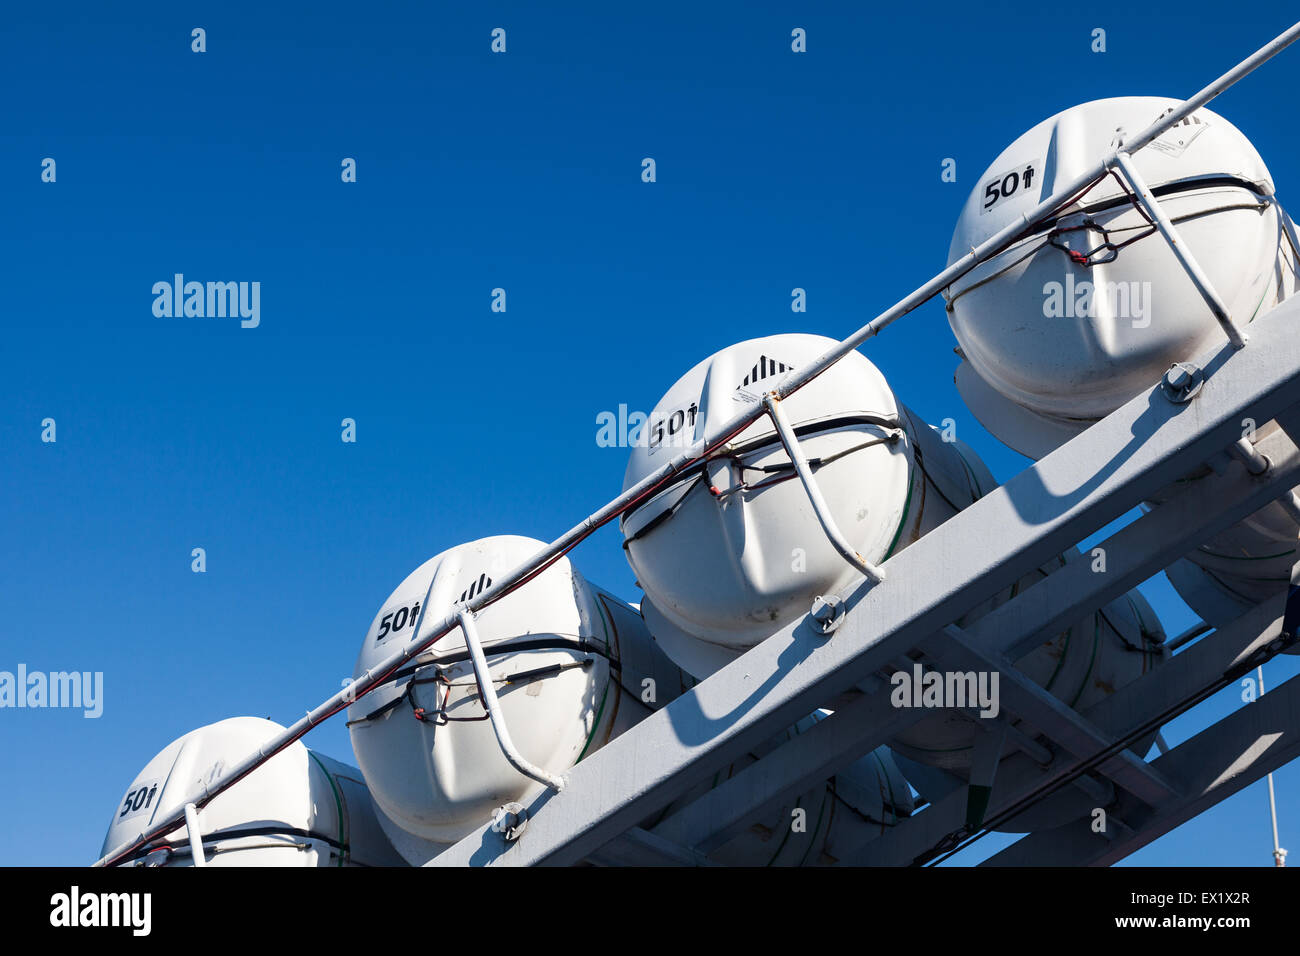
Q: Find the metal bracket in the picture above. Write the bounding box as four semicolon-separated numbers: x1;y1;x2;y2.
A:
183;803;207;868
457;606;566;793
1113;150;1248;349
762;392;887;584
1227;438;1300;524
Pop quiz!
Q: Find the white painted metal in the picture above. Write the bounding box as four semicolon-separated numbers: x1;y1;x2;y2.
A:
624;332;1167;831
182;804;206;867
100;717;404;867
345;536;918;866
841;583;1292;865
1158;451;1300;634
648;692;928;857
1113;148;1248;347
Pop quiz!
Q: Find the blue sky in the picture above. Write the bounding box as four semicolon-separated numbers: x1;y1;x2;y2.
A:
1;1;1297;866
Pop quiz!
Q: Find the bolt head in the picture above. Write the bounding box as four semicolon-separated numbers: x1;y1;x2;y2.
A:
492;802;528;842
1160;362;1203;404
810;595;844;634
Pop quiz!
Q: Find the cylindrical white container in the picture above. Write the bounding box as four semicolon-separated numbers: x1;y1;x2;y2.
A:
101;716;404;867
944;95;1299;633
347;535;692;864
621;332;994;679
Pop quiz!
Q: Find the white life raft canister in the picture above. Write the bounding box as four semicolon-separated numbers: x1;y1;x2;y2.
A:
101;716;404;867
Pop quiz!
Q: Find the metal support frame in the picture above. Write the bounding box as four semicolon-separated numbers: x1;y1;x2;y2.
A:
648;682;927;855
763;392;886;583
936;625;1180;808
1228;438;1300;523
838;589;1290;865
183;804;206;868
1112;150;1248;348
984;668;1300;866
826;449;1300;866
456;607;566;792
92;19;1300;869
424;298;1300;866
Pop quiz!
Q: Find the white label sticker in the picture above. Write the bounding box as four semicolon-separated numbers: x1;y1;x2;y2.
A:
979;160;1042;215
1149;117;1210;158
373;598;424;644
117;778;162;821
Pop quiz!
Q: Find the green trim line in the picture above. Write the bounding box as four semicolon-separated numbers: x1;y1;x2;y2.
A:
593;594;613;653
576;597;616;763
576;682;610;763
307;750;348;866
1042;625;1072;695
883;422;918;560
1245;279;1273;325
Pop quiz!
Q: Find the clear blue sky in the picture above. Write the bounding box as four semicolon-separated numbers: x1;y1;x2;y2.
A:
1;1;1297;866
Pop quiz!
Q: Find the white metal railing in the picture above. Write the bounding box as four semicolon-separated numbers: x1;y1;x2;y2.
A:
93;18;1300;868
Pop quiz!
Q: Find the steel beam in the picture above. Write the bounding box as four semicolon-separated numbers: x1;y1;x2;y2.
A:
648;686;926;855
953;410;1300;669
934;625;1181;807
983;669;1300;866
888;419;1300;815
838;597;1286;865
582;827;717;867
